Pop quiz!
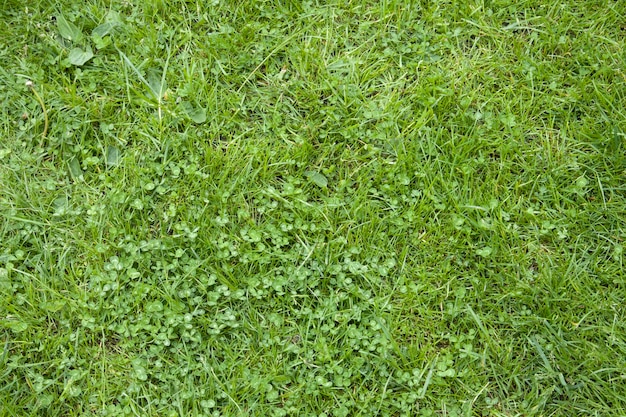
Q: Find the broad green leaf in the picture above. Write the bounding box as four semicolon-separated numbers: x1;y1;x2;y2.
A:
39;395;54;407
134;366;148;381
68;157;83;179
169;300;186;313
305;170;328;188
56;13;83;42
476;246;493;258
104;10;123;24
181;101;207;124
145;300;163;313
92;35;111;50
68;47;94;66
201;400;216;408
53;196;68;210
106;145;122;167
0;269;10;291
147;70;166;99
92;21;118;38
437;368;456;377
40;300;66;312
3;320;28;333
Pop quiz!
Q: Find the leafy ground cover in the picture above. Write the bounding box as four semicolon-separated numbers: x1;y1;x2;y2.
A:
1;1;625;416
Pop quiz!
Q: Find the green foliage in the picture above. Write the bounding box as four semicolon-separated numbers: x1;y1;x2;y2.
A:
1;1;625;416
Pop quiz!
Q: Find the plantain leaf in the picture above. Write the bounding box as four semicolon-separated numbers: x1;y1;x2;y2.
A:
106;145;122;167
68;157;83;179
57;13;83;42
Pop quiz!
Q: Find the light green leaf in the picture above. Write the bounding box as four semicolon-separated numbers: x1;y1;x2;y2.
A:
106;145;122;167
201;400;216;409
68;47;94;66
147;70;166;99
68;157;83;179
181;101;207;124
145;301;163;313
56;13;83;42
305;170;328;188
3;320;28;333
40;300;66;312
104;10;123;24
92;32;113;50
134;366;148;381
476;246;493;258
437;368;456;377
91;21;118;38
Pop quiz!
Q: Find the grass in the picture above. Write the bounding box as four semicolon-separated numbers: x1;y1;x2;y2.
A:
1;0;625;415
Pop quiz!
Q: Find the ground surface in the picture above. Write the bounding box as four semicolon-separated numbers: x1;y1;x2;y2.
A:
1;1;626;416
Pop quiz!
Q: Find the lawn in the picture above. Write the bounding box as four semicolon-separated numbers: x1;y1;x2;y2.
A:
1;1;625;416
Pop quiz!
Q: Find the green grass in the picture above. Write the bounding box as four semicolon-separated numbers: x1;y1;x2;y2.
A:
1;0;625;415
